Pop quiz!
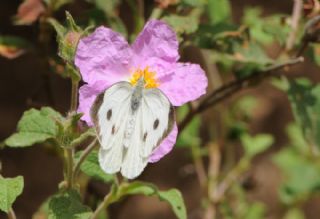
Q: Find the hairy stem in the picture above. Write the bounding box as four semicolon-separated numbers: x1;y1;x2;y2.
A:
70;81;79;112
66;148;74;189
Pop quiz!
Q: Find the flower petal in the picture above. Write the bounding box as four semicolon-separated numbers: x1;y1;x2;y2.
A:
158;63;208;106
149;122;178;163
75;26;132;85
132;20;179;75
78;81;108;125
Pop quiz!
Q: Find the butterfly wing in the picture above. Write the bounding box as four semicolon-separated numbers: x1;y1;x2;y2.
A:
91;82;132;174
121;88;175;179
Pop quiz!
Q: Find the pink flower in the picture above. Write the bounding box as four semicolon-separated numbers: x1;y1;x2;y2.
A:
75;20;207;162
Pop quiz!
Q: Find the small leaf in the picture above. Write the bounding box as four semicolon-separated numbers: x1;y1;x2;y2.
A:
0;176;24;213
158;189;187;219
119;181;187;219
241;133;274;157
77;151;114;183
208;0;232;25
162;14;199;36
48;190;92;219
273;148;320;204
5;107;61;147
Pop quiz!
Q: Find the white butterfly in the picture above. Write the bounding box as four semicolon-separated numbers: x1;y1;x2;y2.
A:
91;77;175;179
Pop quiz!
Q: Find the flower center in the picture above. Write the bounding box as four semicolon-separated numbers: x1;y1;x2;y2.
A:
129;67;159;88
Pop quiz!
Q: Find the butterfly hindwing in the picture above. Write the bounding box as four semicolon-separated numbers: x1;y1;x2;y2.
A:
121;88;174;179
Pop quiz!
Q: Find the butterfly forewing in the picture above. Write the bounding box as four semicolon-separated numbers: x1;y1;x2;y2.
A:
91;81;175;179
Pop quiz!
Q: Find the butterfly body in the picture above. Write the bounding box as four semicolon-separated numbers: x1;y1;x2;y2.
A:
91;78;175;179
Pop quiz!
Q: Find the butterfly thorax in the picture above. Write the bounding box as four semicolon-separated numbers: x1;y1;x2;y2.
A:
130;77;145;113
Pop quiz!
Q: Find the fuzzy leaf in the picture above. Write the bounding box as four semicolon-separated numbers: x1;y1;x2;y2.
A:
5;107;61;147
208;0;232;24
48;190;92;219
162;14;199;36
119;182;186;219
241;133;274;157
78;151;114;183
0;176;24;213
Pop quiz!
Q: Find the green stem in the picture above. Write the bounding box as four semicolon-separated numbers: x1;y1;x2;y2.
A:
73;138;98;181
91;192;115;219
149;7;163;20
70;81;79;112
66;148;74;189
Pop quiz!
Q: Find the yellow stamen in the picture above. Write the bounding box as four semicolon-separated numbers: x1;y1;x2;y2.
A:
129;67;159;88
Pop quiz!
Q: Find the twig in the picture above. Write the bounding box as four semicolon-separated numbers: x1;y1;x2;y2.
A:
91;190;115;219
204;143;221;219
213;159;249;202
73;138;98;181
191;145;207;191
286;0;303;51
178;57;304;133
8;208;16;219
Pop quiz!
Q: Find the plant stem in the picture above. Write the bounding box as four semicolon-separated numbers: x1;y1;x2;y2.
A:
70;81;79;112
66;148;74;189
91;192;114;219
214;158;249;202
149;7;163;20
191;144;207;192
178;57;304;133
286;0;303;52
8;208;17;219
73;138;98;181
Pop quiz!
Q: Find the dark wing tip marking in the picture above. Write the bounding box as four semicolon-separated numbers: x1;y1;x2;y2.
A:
153;119;159;130
143;132;148;142
111;125;116;135
107;109;112;120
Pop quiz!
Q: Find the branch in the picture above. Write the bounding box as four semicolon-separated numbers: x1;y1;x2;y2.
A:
286;0;303;51
178;57;304;133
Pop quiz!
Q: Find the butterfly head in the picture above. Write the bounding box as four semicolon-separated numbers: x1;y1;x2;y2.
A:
129;67;159;89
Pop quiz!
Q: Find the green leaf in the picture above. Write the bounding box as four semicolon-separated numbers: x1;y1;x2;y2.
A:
283;208;305;219
162;14;199;36
241;133;274;157
208;0;232;25
242;7;290;45
48;190;92;219
5;107;61;147
158;189;186;219
0;176;24;213
278;78;320;149
118;182;187;219
286;123;308;153
273;148;320;204
77;151;114;183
